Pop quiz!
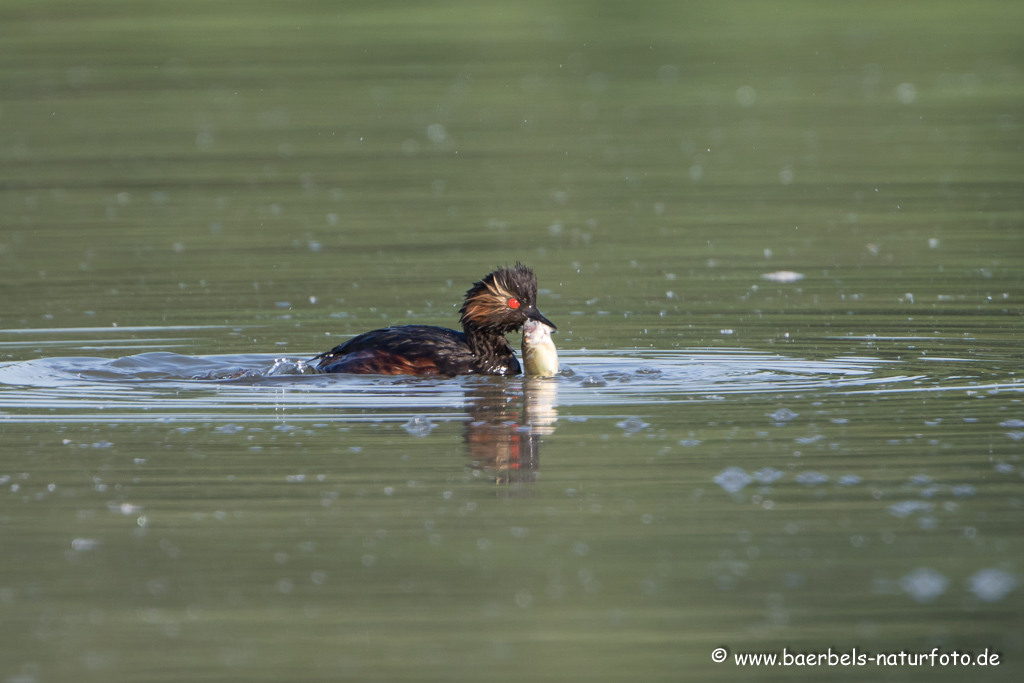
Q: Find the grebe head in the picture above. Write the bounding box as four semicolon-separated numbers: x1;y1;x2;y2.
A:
459;263;556;334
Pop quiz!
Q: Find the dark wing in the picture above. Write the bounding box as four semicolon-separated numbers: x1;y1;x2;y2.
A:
313;325;477;376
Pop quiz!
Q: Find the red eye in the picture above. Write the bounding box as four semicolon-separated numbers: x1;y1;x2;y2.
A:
507;298;520;309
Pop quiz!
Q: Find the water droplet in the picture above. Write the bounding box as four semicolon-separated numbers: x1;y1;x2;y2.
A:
761;271;804;283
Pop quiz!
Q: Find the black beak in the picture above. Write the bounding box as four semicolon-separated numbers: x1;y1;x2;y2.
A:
527;307;556;330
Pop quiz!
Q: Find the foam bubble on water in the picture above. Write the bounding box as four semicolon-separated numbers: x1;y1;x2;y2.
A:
967;568;1017;603
795;471;829;486
616;417;649;434
401;138;419;156
426;124;447;144
116;503;143;515
714;467;753;494
900;567;947;602
735;85;757;107
895;82;917;104
657;64;679;84
767;408;799;423
888;500;933;518
403;416;435;437
752;467;785;484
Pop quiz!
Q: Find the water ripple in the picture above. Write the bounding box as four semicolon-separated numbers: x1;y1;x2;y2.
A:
0;347;998;424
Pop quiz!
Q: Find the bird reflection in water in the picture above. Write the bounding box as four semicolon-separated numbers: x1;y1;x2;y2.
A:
464;378;558;487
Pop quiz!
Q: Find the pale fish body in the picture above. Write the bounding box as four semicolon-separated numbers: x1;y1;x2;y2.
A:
522;319;559;377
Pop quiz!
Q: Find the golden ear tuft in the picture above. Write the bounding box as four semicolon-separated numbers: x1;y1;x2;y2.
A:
459;263;538;331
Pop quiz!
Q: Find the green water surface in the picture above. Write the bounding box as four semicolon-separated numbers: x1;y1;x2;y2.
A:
1;1;1022;681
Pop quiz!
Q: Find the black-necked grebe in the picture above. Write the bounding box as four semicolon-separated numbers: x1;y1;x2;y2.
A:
314;263;555;376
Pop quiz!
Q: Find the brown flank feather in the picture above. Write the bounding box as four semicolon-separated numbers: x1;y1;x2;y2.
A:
323;349;442;376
